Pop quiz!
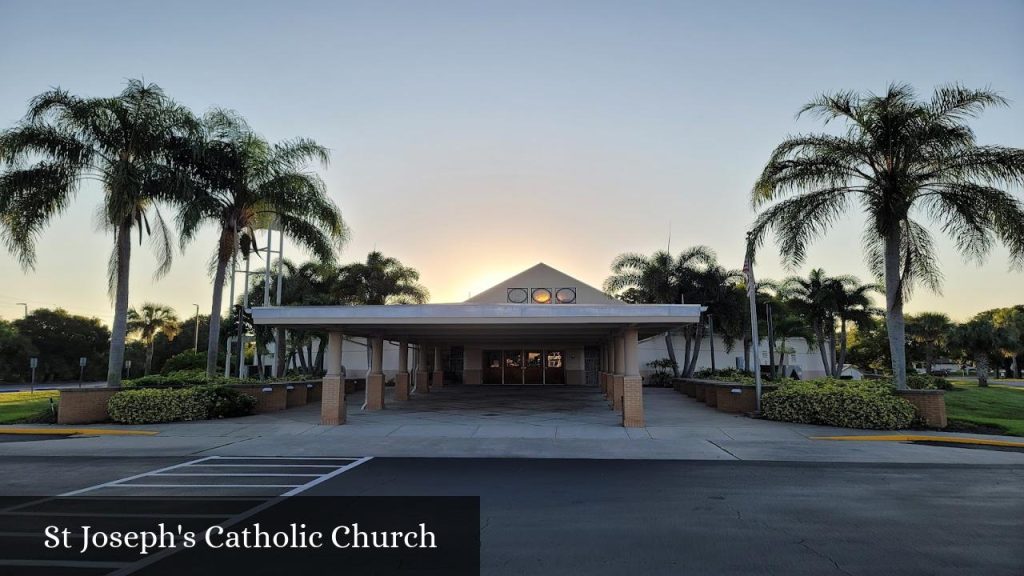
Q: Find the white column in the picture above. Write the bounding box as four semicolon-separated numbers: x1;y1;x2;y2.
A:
371;335;384;374
398;338;409;373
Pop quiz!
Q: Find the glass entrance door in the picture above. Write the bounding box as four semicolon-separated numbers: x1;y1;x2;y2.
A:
504;350;523;384
523;351;544;384
483;350;503;384
545;350;566;384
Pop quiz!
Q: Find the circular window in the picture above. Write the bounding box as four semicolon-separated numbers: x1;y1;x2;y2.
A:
555;288;576;304
531;288;552;304
507;288;528;303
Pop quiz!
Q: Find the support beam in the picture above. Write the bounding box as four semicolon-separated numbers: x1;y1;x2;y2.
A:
366;335;385;410
432;346;445;389
321;331;346;425
612;334;625;412
416;345;430;394
622;327;644;427
395;338;410;401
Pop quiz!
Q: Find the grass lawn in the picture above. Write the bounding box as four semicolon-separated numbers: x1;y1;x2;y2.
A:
943;383;1024;437
0;390;59;424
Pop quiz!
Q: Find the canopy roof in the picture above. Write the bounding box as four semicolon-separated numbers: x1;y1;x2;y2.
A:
251;303;701;345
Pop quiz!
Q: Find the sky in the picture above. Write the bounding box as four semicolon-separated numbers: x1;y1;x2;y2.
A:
1;0;1022;325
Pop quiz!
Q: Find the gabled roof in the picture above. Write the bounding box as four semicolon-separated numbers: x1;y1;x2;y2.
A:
464;262;622;305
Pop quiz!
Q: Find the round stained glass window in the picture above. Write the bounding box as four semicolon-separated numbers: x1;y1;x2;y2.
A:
507;288;528;303
531;288;552;304
555;288;576;304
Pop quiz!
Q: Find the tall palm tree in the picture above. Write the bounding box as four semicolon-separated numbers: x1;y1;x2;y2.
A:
177;111;348;376
750;84;1024;388
336;251;430;305
781;269;840;376
906;312;953;375
604;246;739;376
127;303;181;375
0;80;197;386
829;277;879;377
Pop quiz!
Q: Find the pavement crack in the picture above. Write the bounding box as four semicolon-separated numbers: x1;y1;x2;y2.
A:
796;539;854;576
706;440;740;460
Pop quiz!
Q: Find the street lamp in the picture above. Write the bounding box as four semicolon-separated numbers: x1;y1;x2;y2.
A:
192;304;200;352
15;303;27;318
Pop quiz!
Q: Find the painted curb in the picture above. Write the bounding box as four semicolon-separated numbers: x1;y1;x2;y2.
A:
0;427;158;436
811;435;1024;448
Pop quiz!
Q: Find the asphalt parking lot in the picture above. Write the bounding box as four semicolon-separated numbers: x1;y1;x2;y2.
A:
0;455;1021;575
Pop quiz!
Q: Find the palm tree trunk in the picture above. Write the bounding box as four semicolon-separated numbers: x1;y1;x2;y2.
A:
106;221;132;387
274;327;286;377
663;331;679;377
837;320;849;378
206;254;229;376
884;227;908;389
686;324;704;377
145;341;154;376
682;332;692;375
829;330;839;377
814;323;830;377
976;353;989;387
743;338;751;372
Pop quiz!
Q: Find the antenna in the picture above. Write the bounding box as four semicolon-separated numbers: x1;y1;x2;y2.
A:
666;221;672;253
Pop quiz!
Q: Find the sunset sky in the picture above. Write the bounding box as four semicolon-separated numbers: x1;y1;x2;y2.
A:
1;0;1022;326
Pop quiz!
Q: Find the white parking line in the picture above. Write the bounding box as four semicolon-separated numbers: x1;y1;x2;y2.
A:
60;456;219;496
155;473;323;477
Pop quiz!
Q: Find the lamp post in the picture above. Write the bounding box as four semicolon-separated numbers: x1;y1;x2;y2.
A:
192;304;200;352
16;303;28;318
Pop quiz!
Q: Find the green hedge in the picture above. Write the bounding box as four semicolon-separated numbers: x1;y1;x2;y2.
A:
160;351;209;374
907;373;954;391
762;379;916;429
108;386;256;424
124;370;248;389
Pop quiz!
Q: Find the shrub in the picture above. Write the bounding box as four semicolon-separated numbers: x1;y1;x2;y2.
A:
693;368;756;385
645;372;673;387
108;388;209;424
108;385;256;424
161;351;208;374
907;373;954;391
123;370;245;389
762;378;916;430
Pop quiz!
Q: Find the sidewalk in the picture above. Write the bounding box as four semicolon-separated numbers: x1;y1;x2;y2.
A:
2;388;1023;465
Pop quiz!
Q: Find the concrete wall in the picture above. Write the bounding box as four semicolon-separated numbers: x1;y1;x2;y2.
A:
637;333;829;379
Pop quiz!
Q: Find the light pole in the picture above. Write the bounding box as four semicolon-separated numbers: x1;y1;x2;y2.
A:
192;304;200;352
16;303;28;318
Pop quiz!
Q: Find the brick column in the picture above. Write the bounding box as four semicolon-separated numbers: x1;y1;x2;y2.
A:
622;327;644;427
395;338;410;401
415;345;430;394
598;344;608;394
321;331;346;425
612;334;625;412
432;346;445;389
366;335;385;410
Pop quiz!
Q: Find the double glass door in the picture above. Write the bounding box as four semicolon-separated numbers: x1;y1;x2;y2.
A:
482;349;565;384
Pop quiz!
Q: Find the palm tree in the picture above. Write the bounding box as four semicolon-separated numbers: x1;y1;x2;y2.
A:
127;303;181;375
749;84;1024;389
0;80;197;386
177;111;348;376
949;315;1012;386
781;269;840;376
604;247;711;376
829;278;879;377
336;251;430;305
906;312;953;375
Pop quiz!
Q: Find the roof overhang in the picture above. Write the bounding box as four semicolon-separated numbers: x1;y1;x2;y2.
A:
251;303;701;345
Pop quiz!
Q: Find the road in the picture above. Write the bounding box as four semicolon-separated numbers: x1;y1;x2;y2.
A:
0;455;1021;575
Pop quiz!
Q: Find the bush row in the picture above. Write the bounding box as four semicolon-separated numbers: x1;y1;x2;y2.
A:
762;379;916;429
108;386;256;424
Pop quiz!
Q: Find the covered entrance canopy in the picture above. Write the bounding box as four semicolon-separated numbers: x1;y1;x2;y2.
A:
252;302;701;428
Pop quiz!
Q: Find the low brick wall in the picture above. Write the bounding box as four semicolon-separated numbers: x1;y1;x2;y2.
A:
715;384;777;414
703;384;718;407
57;388;119;425
285;384;308;408
694;381;707;402
896;389;947;429
306;381;322;402
231;384;287;413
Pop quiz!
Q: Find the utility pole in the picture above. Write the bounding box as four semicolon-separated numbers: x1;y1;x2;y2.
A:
192;304;200;352
16;303;27;318
708;314;716;372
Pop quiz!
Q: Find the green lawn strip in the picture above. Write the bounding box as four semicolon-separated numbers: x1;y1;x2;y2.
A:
0;390;60;424
943;383;1024;437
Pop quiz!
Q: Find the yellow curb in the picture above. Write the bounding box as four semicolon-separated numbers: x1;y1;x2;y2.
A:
812;435;1024;448
0;427;158;436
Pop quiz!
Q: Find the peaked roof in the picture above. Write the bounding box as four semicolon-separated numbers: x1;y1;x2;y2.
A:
465;263;622;305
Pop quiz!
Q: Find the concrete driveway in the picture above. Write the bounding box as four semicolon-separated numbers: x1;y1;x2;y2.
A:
3;386;1023;465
